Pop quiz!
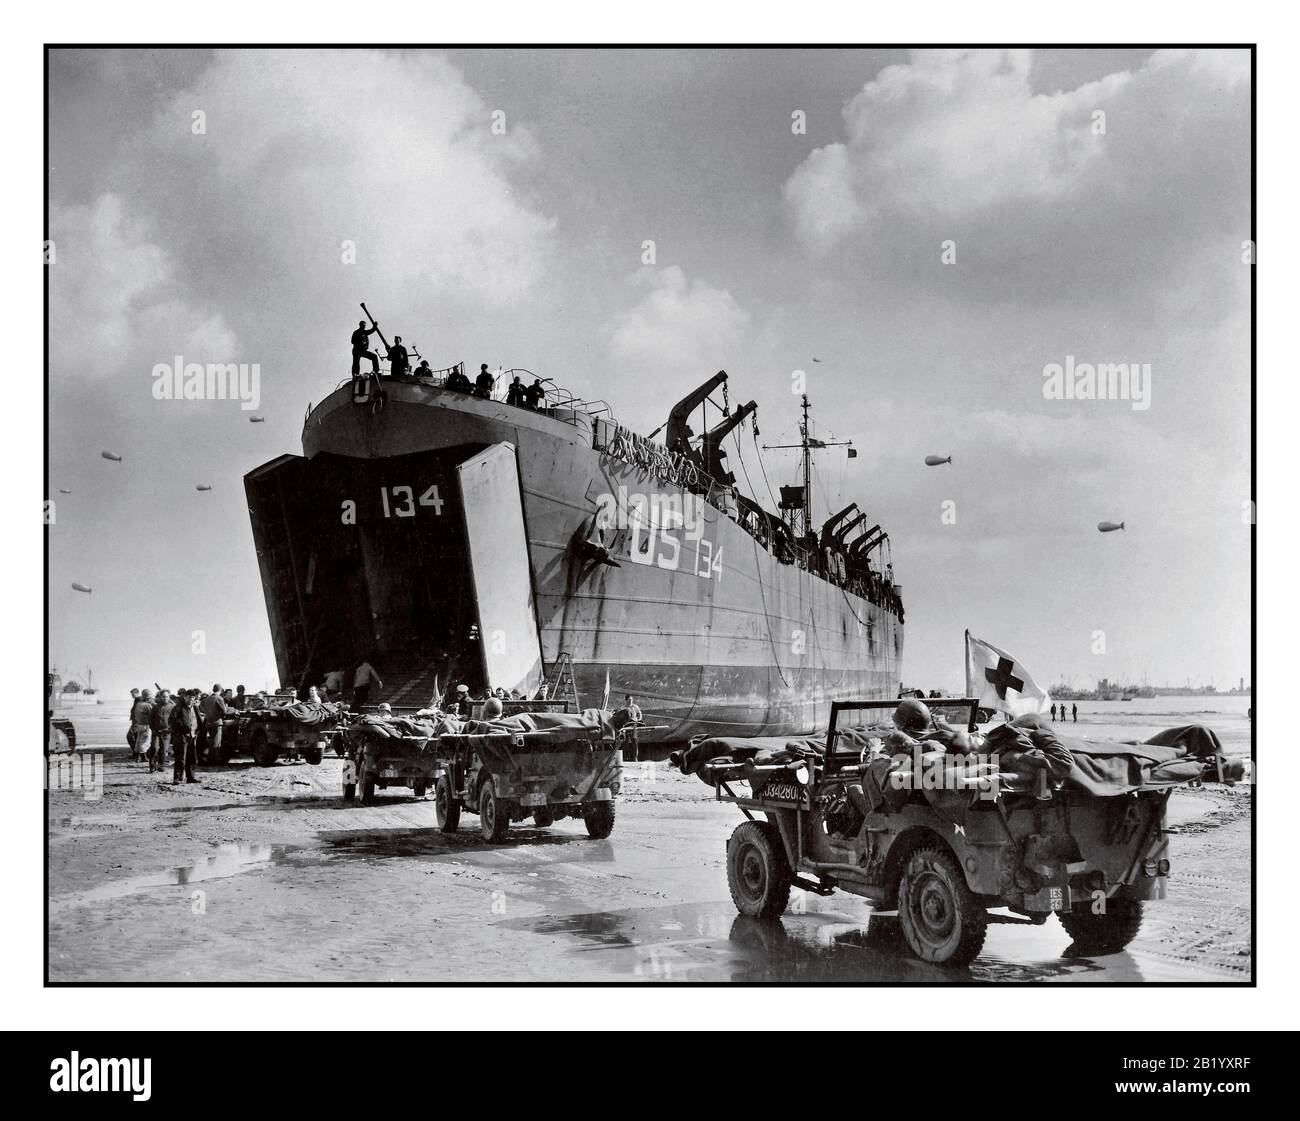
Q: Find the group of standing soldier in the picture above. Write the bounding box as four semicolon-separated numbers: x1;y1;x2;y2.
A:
442;363;547;408
350;322;547;408
127;683;257;784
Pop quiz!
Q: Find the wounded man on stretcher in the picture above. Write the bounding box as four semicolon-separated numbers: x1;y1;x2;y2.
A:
671;699;1248;802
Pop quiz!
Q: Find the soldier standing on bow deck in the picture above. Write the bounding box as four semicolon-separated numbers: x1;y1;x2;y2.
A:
388;336;410;379
350;319;381;376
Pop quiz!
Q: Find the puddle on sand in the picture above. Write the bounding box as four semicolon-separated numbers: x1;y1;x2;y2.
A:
498;898;1224;983
49;842;301;913
318;826;616;864
49;815;118;832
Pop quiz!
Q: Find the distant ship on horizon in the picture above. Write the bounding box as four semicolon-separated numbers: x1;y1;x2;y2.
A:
48;666;101;706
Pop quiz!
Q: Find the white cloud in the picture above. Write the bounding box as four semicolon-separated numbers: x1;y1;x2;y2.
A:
786;50;1134;241
783;48;1250;310
137;49;556;307
609;266;749;377
49;194;237;379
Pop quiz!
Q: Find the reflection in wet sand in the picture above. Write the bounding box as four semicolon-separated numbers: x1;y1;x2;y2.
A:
47;842;300;913
498;898;1205;983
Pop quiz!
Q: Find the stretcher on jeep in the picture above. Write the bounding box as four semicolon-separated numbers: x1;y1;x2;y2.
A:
673;698;1248;967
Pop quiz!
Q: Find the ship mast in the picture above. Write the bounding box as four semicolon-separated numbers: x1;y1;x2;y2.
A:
800;394;812;537
763;393;854;539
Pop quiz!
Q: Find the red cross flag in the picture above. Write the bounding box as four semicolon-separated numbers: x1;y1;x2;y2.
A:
965;631;1051;717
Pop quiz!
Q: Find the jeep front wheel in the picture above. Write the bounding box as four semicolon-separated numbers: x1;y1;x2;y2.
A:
726;820;791;919
479;783;510;843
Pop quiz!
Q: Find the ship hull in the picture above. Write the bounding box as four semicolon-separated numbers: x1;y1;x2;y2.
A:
246;381;902;741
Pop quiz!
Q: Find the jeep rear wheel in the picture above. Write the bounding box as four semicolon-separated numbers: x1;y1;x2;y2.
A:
435;777;460;833
1058;899;1144;952
726;820;791;919
897;845;987;966
582;801;615;839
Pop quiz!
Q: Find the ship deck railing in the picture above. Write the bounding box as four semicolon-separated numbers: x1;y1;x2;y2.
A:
325;365;612;426
318;365;904;619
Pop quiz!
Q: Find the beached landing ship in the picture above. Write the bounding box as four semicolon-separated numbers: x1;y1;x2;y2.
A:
245;356;903;743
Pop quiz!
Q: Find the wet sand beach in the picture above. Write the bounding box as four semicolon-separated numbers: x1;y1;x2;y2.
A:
47;700;1252;983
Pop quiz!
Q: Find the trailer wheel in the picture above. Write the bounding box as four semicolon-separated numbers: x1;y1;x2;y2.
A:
583;801;616;839
1058;899;1144;951
533;808;555;828
342;782;356;803
897;845;987;967
435;777;460;833
412;780;428;798
479;784;510;843
360;761;377;804
251;729;278;767
303;747;323;766
726;820;791;918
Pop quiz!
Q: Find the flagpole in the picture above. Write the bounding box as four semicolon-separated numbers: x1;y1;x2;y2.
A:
964;630;972;698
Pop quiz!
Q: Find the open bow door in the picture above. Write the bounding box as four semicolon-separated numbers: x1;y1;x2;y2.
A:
456;443;545;698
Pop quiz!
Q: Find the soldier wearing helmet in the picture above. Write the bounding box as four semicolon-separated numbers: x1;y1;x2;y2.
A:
893;697;972;753
892;697;932;735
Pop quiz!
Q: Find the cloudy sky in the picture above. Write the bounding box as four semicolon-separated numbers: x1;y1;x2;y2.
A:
47;47;1252;697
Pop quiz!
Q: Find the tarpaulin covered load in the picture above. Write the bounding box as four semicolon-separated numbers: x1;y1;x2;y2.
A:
350;713;439;740
436;709;616;773
253;700;346;728
442;708;615;739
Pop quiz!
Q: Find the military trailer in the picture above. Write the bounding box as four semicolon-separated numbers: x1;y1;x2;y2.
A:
681;699;1248;967
215;702;343;766
340;715;438;803
432;710;625;843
